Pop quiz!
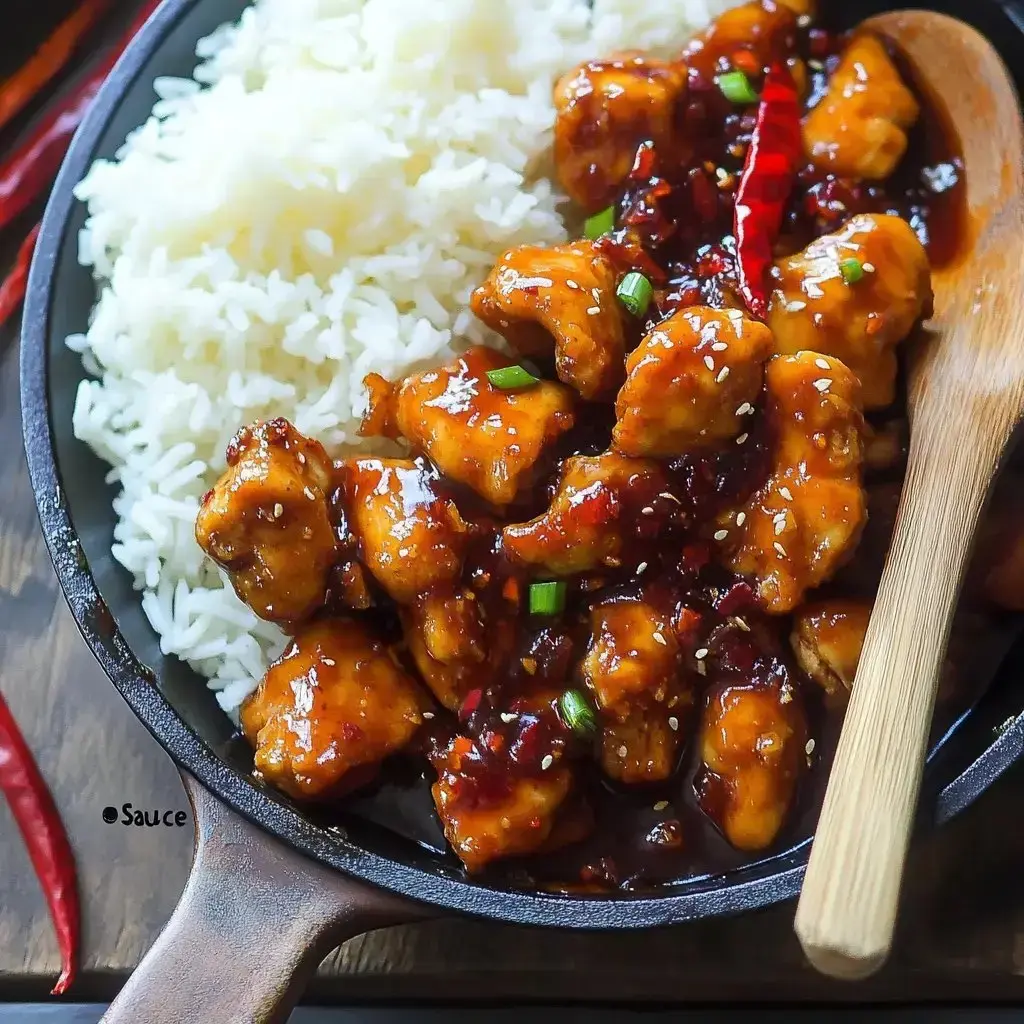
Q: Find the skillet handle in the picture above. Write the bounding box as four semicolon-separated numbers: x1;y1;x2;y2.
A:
101;772;428;1024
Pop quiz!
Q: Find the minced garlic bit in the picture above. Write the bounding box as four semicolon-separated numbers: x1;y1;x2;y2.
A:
617;744;628;758
653;800;669;812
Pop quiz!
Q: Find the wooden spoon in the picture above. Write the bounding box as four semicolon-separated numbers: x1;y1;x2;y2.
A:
793;10;1024;980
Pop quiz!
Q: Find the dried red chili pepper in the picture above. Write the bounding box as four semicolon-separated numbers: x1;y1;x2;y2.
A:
733;61;802;319
0;0;114;135
0;222;40;326
0;691;79;995
0;0;161;232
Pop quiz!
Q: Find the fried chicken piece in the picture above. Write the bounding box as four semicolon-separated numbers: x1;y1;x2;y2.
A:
581;599;692;784
803;33;919;180
240;619;427;801
341;457;469;605
612;305;774;457
685;1;800;77
553;53;687;213
401;591;487;711
790;598;871;705
430;696;591;872
719;353;867;613
470;242;628;400
696;678;807;850
502;452;667;576
360;347;575;507
196;417;337;624
768;214;932;409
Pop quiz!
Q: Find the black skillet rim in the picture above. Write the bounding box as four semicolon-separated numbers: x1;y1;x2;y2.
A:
17;0;1024;929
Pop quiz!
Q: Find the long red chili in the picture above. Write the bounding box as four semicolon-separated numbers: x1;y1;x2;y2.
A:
0;691;79;995
0;222;40;326
0;0;115;136
733;61;803;320
0;0;162;233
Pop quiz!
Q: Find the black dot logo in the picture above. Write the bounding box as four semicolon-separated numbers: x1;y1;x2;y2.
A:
102;806;118;824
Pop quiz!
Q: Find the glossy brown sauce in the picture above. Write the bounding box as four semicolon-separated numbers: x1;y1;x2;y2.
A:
231;13;985;890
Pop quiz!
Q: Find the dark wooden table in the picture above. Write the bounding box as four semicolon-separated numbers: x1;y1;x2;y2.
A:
4;3;1024;1009
5;308;1024;1007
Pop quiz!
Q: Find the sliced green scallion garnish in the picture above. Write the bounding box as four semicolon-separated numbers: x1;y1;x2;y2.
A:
528;580;567;616
558;689;598;738
584;206;615;240
839;258;864;285
717;70;759;105
616;271;653;318
486;365;540;390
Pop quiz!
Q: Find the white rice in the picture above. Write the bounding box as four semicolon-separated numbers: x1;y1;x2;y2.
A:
69;0;734;717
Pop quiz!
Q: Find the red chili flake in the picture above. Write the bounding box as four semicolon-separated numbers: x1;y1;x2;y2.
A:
733;61;802;319
808;28;833;59
678;542;711;576
688;166;719;224
629;140;657;181
675;606;703;639
715;579;756;617
0;692;79;995
459;688;483;723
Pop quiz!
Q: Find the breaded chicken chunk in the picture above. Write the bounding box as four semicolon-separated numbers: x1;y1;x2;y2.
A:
196;418;337;624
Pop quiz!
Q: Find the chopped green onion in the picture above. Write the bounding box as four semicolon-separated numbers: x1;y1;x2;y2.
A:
616;271;653;318
558;689;598;738
584;206;615;240
717;70;759;105
486;365;540;390
839;258;864;285
528;580;567;616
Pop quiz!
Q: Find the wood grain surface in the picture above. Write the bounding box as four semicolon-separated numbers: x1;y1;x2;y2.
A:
4;1;1024;1009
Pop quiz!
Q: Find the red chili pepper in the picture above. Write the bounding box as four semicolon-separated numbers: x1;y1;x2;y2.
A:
0;691;79;995
0;0;162;232
0;222;40;326
0;0;115;135
733;61;802;319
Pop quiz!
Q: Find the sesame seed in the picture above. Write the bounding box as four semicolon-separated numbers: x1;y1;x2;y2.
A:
618;745;628;758
668;716;679;731
696;661;707;676
652;631;668;646
653;800;669;811
716;366;730;383
779;486;793;501
713;529;729;541
659;492;681;504
736;402;753;416
422;711;435;719
813;378;831;392
807;56;823;68
711;342;728;351
273;502;284;518
703;355;715;372
695;648;708;660
500;712;518;723
736;511;746;526
805;739;816;756
774;541;787;557
541;754;554;770
303;486;316;500
815;358;830;370
297;453;306;465
637;561;648;573
732;617;751;632
587;305;601;315
641;506;654;515
726;308;744;321
785;299;807;312
736;432;748;445
322;657;336;666
774;518;787;535
863;262;875;272
566;279;579;290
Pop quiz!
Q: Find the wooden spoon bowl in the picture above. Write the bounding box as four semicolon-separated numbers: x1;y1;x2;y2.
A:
794;10;1024;981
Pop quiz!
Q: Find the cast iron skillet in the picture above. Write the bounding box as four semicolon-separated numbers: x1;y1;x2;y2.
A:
18;0;1024;1019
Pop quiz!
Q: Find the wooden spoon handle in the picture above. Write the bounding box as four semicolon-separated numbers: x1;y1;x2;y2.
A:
794;413;1002;979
